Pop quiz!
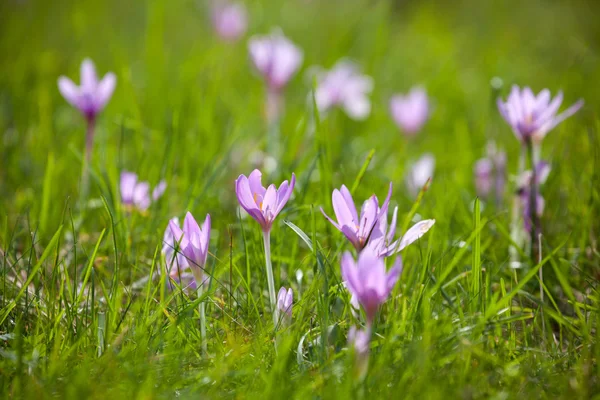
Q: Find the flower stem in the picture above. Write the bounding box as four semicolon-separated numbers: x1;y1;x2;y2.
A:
509;145;526;267
198;286;207;356
193;269;207;356
526;139;539;262
81;119;95;208
263;230;279;327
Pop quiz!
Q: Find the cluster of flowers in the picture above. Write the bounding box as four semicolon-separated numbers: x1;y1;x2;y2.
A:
55;0;584;377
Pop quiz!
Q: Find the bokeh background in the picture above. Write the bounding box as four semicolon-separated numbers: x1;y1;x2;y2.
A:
1;1;600;397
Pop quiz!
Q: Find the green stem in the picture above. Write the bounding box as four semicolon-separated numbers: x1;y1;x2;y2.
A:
526;139;539;262
263;230;279;327
193;269;207;356
81;119;95;209
509;145;527;267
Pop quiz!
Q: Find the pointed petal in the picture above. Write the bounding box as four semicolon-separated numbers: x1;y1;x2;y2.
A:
320;207;341;230
57;77;81;109
333;189;357;229
339;185;359;223
80;58;98;91
387;219;436;255
94;72;116;112
152;180;167;201
248;169;266;198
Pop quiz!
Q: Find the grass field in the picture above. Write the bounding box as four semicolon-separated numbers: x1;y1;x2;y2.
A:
1;0;600;398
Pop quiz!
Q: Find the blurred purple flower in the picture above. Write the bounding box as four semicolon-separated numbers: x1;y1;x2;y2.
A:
120;171;166;212
517;161;550;232
162;217;196;290
474;142;507;202
321;183;392;251
314;60;374;120
169;212;211;286
235;169;296;233
348;325;370;380
277;286;293;321
389;86;430;135
497;85;583;143
406;153;435;198
58;58;116;122
367;204;435;258
211;1;247;41
341;249;402;324
248;29;303;92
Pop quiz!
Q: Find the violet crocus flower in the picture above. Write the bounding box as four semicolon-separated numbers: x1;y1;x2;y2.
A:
162;218;196;291
517;161;550;232
211;1;247;41
497;85;584;144
235;169;296;233
248;29;303;92
120;171;167;212
313;60;374;120
321;183;392;251
367;205;435;258
169;212;211;354
406;153;435;198
277;286;293;323
58;58;116;123
236;169;295;327
169;212;211;279
389;86;430;135
341;249;402;324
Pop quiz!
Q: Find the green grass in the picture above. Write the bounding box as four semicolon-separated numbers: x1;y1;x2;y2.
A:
1;0;600;398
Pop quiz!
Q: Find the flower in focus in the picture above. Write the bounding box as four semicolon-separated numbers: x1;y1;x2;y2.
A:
313;60;374;120
248;29;303;92
211;1;247;41
341;248;402;324
169;212;211;286
497;85;583;143
406;153;435;198
235;169;296;233
367;204;435;258
120;171;166;212
162;218;196;290
58;58;116;122
517;161;551;232
321;183;392;251
277;286;293;322
389;86;430;135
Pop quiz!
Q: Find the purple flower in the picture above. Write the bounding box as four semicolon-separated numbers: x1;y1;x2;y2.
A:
348;325;370;380
389;86;430;135
211;1;247;41
497;85;584;143
321;183;392;251
277;286;293;320
341;248;402;324
313;60;374;120
162;218;196;290
367;205;435;258
474;142;507;201
58;58;116;122
248;29;303;92
120;171;166;212
406;153;435;198
517;161;550;232
235;169;296;232
474;158;494;198
169;212;211;286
